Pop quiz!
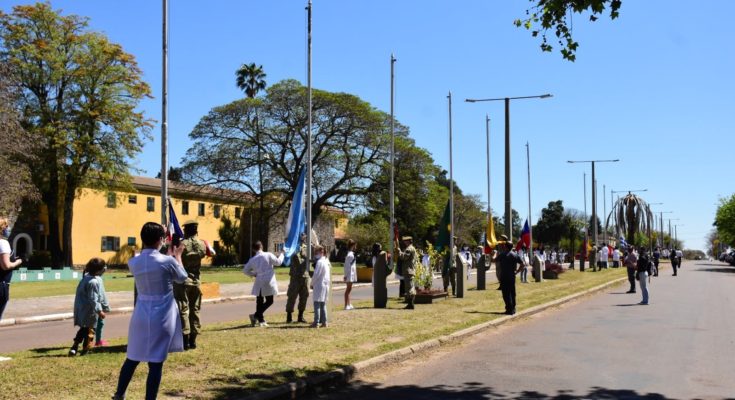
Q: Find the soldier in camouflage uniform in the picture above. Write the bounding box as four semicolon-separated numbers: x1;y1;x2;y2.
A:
396;236;417;310
285;234;309;323
174;221;206;350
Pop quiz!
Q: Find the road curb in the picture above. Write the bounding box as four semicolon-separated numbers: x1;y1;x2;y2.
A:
0;280;403;327
240;275;629;400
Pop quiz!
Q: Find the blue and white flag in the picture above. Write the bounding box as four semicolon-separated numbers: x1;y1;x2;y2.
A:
619;236;628;248
168;199;184;242
283;168;307;266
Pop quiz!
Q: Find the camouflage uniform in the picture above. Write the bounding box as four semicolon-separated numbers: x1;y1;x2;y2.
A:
397;238;417;309
174;228;206;346
285;244;310;322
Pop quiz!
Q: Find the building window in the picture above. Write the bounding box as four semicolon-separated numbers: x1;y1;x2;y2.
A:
127;237;136;247
213;205;221;218
182;201;189;215
106;192;116;208
198;203;205;216
235;207;241;219
101;236;120;252
128;195;137;204
147;197;155;212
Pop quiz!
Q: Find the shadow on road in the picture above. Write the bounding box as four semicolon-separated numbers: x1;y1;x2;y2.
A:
298;381;728;400
697;267;735;274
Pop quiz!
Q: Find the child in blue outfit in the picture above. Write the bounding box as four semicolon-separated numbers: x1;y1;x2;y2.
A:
68;258;110;356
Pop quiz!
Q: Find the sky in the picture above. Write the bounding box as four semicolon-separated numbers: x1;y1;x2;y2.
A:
3;1;734;251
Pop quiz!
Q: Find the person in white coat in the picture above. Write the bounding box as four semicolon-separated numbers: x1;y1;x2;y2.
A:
343;239;357;310
113;222;187;400
311;245;331;328
243;241;284;327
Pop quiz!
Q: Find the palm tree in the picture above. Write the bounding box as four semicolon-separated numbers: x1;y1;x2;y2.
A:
235;63;266;99
607;193;654;246
235;63;267;257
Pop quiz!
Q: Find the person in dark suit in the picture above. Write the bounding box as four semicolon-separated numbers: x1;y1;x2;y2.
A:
497;240;526;315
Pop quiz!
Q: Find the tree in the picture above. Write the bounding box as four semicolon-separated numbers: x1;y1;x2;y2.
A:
715;194;735;247
1;4;152;266
534;200;566;246
514;0;622;61
496;209;522;240
182;79;389;251
156;166;183;182
345;217;390;253
453;194;487;247
0;60;38;216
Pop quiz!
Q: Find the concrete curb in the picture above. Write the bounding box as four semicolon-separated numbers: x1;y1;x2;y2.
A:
240;275;630;400
0;280;402;327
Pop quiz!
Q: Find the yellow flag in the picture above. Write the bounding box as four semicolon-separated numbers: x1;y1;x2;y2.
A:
485;215;498;250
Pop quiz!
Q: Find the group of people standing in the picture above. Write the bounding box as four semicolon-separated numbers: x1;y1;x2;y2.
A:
622;245;683;306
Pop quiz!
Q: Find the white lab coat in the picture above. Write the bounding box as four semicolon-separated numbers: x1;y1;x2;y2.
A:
243;250;284;297
312;255;331;302
601;246;609;262
126;249;188;363
344;251;357;283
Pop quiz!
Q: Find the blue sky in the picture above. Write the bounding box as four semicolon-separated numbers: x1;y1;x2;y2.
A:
4;1;734;251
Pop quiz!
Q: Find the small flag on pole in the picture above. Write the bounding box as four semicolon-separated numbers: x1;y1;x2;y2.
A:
283;168;307;266
167;199;184;243
484;215;498;254
516;219;530;251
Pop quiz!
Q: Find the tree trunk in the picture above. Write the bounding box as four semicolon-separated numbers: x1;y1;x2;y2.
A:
62;179;77;267
45;154;63;268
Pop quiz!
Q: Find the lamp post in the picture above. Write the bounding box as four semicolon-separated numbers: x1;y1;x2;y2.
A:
567;160;620;252
466;93;552;241
657;211;672;248
667;218;680;248
647;202;663;250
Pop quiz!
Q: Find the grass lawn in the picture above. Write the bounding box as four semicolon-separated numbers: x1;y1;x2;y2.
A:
1;268;626;399
10;263;345;300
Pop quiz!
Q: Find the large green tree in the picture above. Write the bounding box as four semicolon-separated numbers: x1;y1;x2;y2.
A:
715;194;735;247
514;0;622;61
182;79;389;252
534;200;566;246
1;3;152;266
0;60;38;216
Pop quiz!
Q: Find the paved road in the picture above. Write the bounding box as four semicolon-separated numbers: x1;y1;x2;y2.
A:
314;260;735;400
0;270;496;353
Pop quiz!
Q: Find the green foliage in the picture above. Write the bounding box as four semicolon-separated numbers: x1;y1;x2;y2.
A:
345;218;390;252
1;3;152;265
534;200;566;246
513;0;623;61
218;214;240;254
235;63;266;99
715;194;735;246
413;244;433;290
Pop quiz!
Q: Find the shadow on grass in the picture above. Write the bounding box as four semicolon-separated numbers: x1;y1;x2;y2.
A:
297;381;710;400
29;344;127;358
697;267;735;274
464;310;506;315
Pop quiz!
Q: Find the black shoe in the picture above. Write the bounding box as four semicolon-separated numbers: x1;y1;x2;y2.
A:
189;333;197;350
286;312;293;323
626;290;635;293
297;311;308;323
183;334;190;351
404;304;415;310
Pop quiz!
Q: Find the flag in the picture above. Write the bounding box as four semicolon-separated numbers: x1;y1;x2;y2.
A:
484;215;498;254
203;239;217;257
619;236;628;248
435;200;451;252
515;219;530;251
282;168;307;266
167;199;184;243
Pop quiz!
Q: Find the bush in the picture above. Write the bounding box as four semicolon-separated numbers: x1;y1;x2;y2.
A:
26;250;51;269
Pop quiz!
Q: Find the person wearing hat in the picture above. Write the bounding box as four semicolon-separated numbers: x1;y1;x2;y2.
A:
174;220;207;350
396;235;417;309
496;239;526;315
588;242;598;272
442;237;459;296
285;233;310;323
493;234;509;290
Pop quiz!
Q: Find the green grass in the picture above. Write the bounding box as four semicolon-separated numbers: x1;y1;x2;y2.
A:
0;267;625;399
10;263;345;300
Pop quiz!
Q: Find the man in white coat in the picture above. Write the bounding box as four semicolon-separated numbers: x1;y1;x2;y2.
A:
243;241;284;327
311;245;331;328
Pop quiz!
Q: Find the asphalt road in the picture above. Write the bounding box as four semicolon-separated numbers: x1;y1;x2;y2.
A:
313;260;735;400
0;271;495;354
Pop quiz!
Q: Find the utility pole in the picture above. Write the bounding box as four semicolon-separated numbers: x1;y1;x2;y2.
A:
389;54;396;274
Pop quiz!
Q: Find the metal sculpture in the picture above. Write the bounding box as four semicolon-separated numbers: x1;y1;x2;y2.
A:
607;193;654;245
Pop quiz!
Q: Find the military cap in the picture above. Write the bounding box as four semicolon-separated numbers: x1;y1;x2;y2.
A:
401;236;413;241
499;234;509;241
183;220;198;226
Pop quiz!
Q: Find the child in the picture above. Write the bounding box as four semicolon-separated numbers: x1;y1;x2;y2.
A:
68;258;108;356
311;245;331;328
95;268;111;346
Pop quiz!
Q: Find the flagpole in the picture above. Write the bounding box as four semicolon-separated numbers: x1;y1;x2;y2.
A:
160;0;169;226
389;53;396;273
582;172;587;271
448;91;458;296
485;115;491;230
306;0;313;267
526;142;539;282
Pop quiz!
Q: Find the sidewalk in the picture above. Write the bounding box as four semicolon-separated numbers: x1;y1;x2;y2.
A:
0;274;403;326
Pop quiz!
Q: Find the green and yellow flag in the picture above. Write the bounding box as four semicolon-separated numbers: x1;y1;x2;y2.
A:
435;200;451;252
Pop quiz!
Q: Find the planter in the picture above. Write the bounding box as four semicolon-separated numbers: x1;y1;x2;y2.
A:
356;267;373;283
542;270;560;280
414;289;448;304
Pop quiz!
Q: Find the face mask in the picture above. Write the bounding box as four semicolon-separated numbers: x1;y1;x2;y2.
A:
1;228;10;238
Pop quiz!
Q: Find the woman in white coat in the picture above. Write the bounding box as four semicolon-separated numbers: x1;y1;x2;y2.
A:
113;222;187;400
243;241;284;327
311;245;331;328
343;239;357;310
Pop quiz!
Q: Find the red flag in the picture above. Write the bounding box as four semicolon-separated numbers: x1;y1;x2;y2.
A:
515;220;530;251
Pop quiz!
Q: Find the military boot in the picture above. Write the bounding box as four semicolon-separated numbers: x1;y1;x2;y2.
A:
189;333;197;350
297;311;308;323
286;312;293;323
183;334;190;351
404;297;415;310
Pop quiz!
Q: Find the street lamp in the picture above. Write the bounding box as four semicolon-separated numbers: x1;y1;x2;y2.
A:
567;160;620;251
466;93;552;241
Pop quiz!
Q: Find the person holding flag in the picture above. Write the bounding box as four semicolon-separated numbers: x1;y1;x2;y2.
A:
282;168;310;324
175;220;206;350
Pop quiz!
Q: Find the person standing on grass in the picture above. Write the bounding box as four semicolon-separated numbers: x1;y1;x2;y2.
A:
243;241;284;327
95;265;112;347
311;245;331;328
624;246;638;293
173;220;207;350
600;243;609;269
285;234;309;324
113;222;187;400
396;236;417;309
0;217;22;321
612;246;621;268
343;239;357;310
69;258;109;356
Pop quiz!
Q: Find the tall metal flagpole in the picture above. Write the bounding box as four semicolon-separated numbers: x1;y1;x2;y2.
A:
526;142;539;281
160;0;169;226
603;184;607;245
306;0;313;264
485;115;491;224
582;172;587;271
448;92;455;293
389;54;396;272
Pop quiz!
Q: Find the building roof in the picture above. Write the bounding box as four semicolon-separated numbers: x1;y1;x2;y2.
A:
131;176;251;204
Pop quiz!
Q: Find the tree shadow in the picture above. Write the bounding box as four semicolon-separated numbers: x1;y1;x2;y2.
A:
697;268;735;274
